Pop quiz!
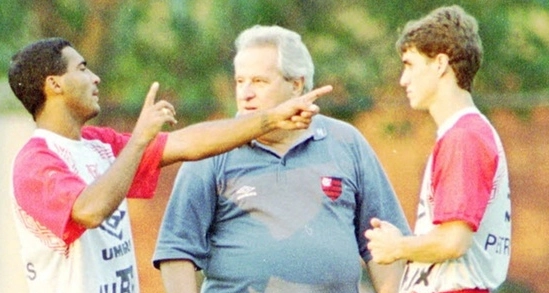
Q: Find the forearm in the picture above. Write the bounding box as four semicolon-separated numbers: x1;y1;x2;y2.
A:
395;222;473;263
367;259;404;293
161;85;332;165
162;111;275;164
160;260;199;293
71;137;148;227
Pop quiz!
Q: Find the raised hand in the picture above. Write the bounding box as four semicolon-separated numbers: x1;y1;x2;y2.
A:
131;82;177;146
270;85;333;130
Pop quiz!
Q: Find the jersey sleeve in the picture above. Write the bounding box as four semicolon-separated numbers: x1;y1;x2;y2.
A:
12;138;87;244
431;127;498;231
82;126;168;199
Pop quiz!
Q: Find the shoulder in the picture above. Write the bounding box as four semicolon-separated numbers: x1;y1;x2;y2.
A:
454;113;493;133
81;126;131;154
442;114;497;149
14;136;50;165
435;114;500;169
315;115;363;139
82;125;126;141
316;114;355;129
13;136;72;187
312;115;376;158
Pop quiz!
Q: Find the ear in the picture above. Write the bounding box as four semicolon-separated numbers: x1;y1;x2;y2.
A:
292;77;305;96
435;54;451;77
44;75;63;95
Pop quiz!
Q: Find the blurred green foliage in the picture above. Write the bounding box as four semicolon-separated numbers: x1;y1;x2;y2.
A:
1;0;549;122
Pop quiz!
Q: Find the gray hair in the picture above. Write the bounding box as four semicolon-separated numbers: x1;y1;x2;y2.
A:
234;25;314;93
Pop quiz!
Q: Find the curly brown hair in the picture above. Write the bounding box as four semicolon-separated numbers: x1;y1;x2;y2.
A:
396;5;483;92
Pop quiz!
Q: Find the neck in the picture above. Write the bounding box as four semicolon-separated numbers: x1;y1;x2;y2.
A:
256;129;306;156
35;101;85;140
36;118;83;140
429;87;475;128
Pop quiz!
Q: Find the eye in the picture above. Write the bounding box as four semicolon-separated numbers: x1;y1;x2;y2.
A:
253;78;265;84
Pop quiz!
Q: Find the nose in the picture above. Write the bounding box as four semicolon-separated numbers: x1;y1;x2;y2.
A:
237;82;254;101
399;71;408;88
90;70;101;85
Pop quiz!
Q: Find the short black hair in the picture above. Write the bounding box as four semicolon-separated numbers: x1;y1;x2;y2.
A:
8;37;73;120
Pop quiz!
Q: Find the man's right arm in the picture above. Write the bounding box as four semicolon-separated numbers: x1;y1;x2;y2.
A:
72;82;174;228
367;259;404;293
160;260;199;293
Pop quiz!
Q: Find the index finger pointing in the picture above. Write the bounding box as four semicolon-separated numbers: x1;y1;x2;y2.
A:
143;82;160;108
302;85;333;104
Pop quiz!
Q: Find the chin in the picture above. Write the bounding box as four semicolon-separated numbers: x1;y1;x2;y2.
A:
238;110;255;116
88;108;100;119
409;99;424;110
408;100;417;109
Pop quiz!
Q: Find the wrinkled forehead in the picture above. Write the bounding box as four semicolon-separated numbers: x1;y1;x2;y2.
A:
234;46;280;72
